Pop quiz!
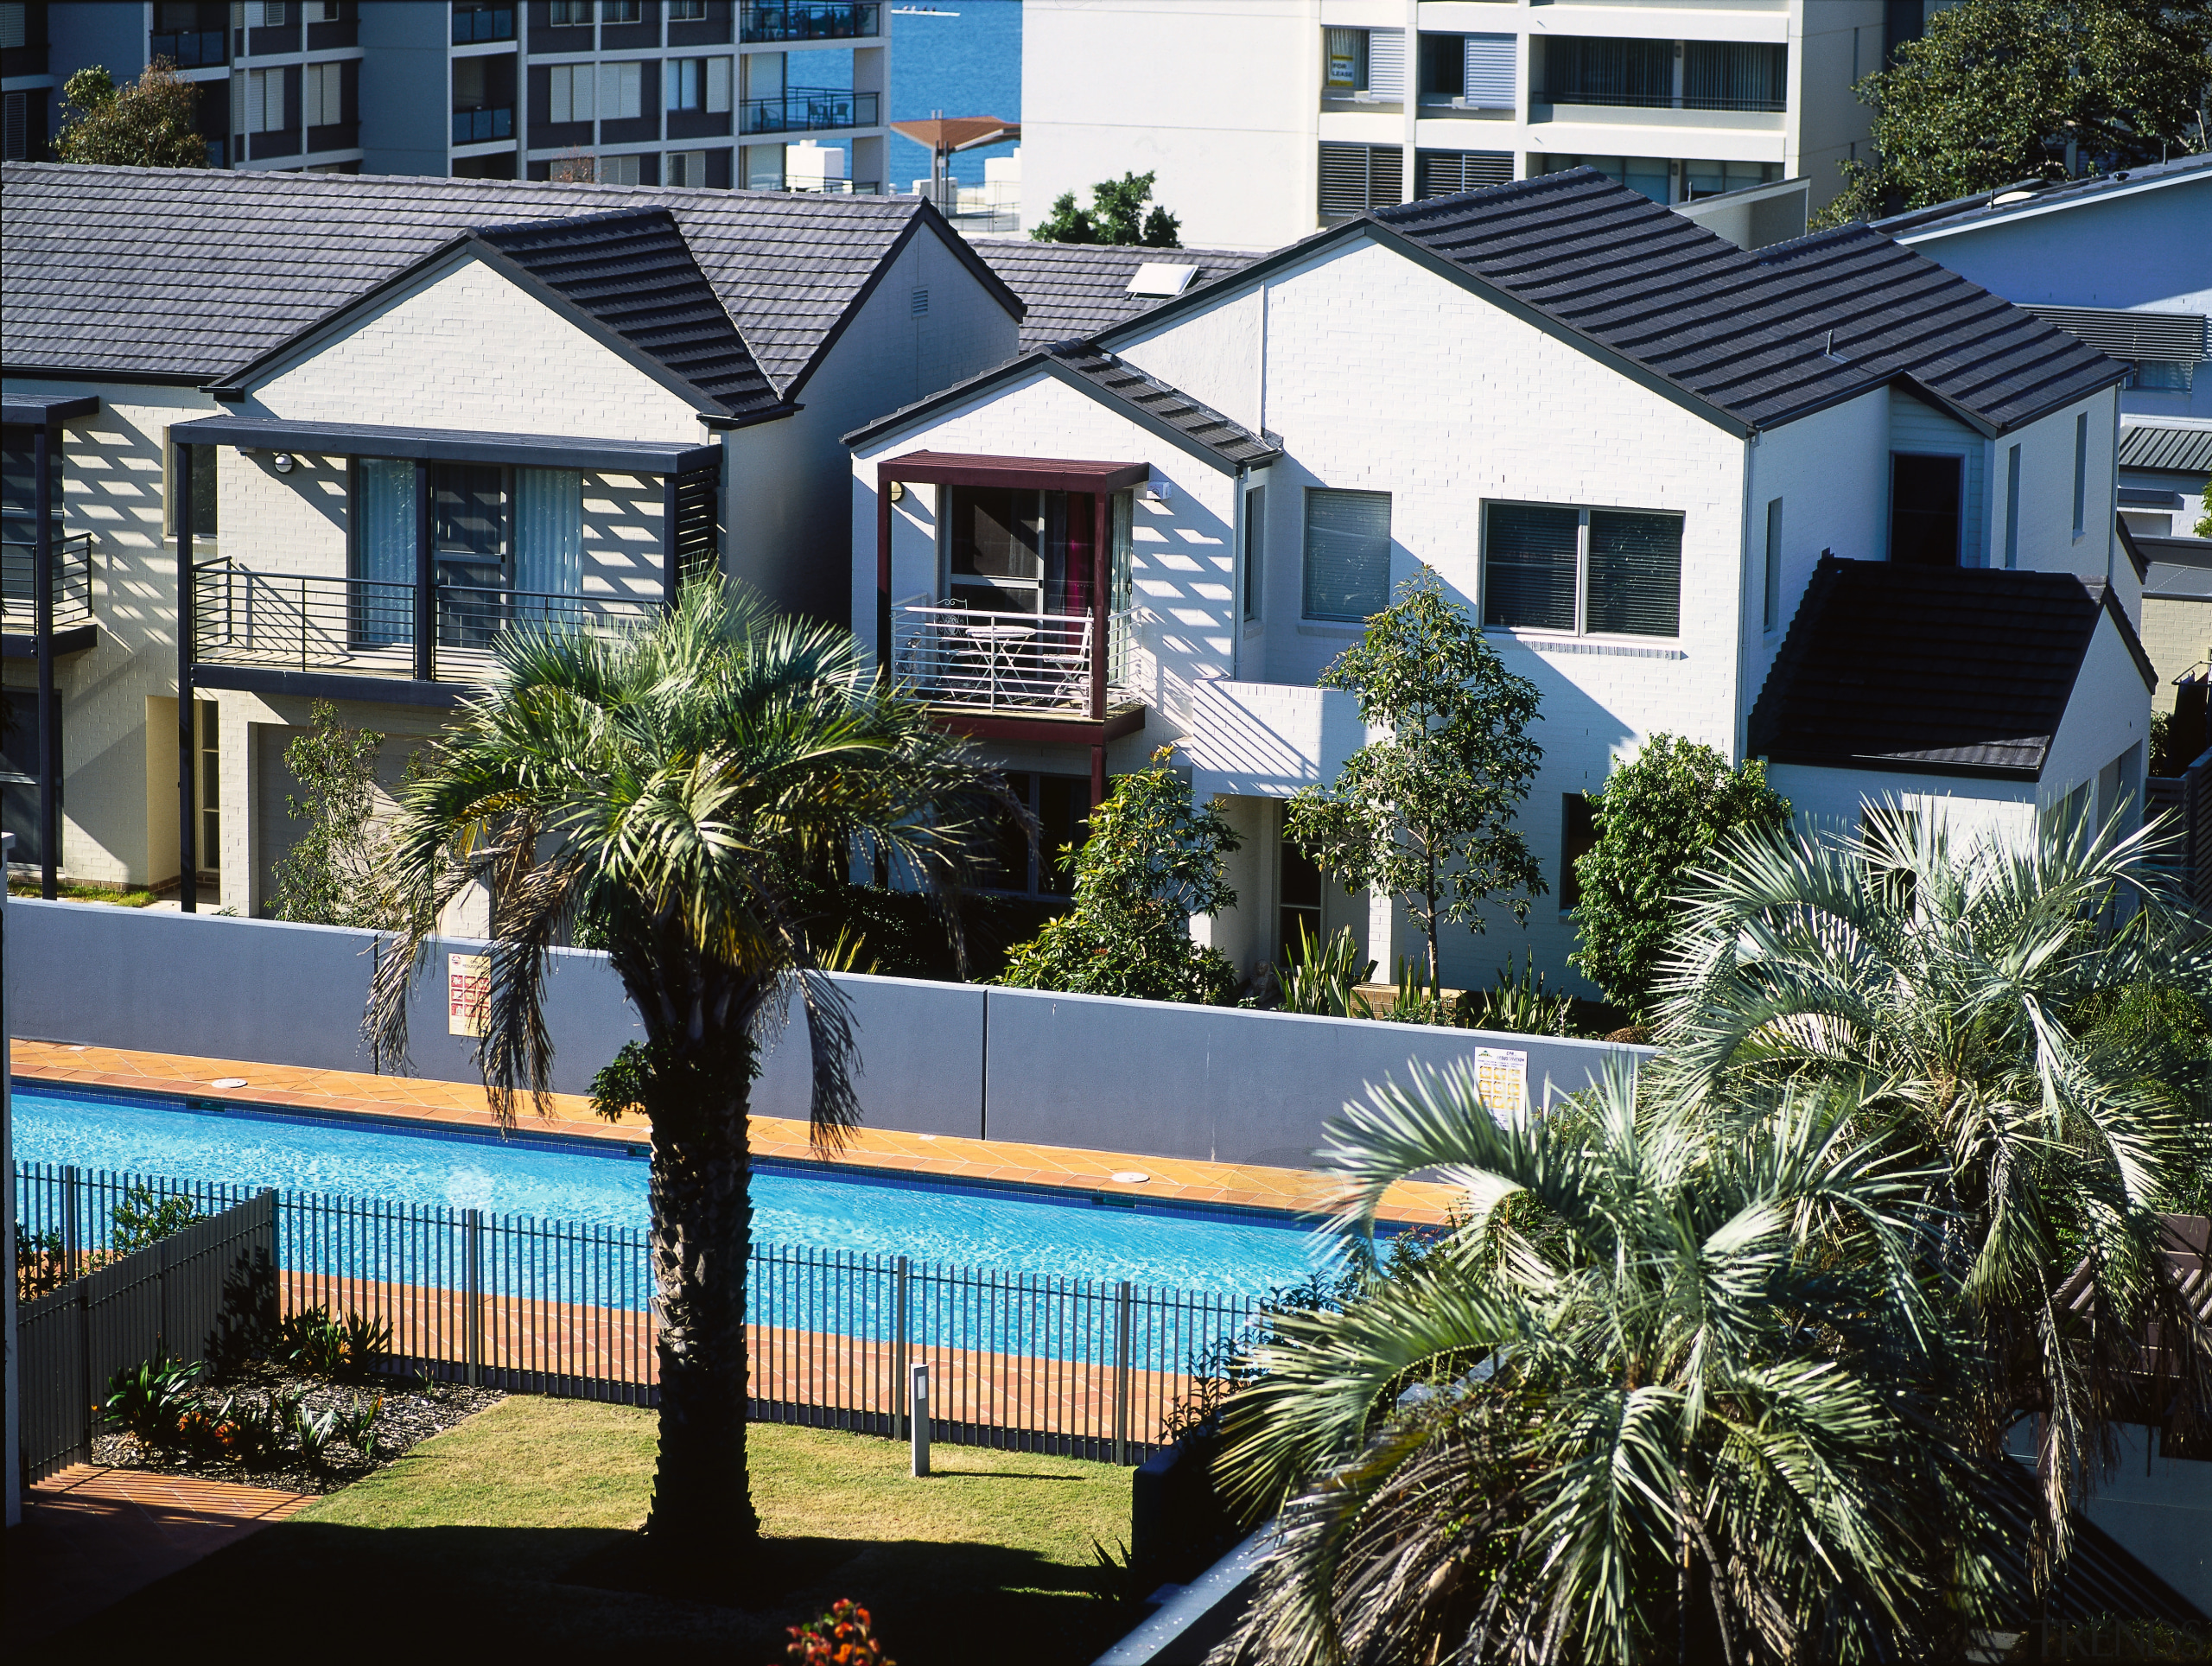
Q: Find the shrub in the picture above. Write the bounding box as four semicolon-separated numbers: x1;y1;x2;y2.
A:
109;1182;200;1253
1279;923;1373;1018
105;1356;201;1447
785;1599;894;1665
1459;949;1573;1037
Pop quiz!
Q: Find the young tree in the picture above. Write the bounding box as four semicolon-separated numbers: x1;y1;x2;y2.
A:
54;62;210;169
270;701;397;929
1567;733;1789;1016
998;747;1242;1004
1821;0;2212;224
1031;169;1183;247
1286;569;1544;998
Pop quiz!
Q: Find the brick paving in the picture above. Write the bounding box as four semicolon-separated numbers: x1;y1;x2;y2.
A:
6;1465;315;1645
14;1039;1457;1223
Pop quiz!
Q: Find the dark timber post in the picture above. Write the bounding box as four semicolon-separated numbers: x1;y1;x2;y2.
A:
175;445;196;912
32;423;58;898
660;471;681;612
874;466;894;680
411;459;435;684
1089;490;1110;809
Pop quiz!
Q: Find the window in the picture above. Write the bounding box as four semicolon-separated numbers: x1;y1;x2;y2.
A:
1279;836;1324;960
2004;444;2020;569
240;67;287;132
979;771;1089;897
668;0;706;16
3;92;27;164
549;0;592;25
198;701;220;879
1536;151;1671;204
1324;27;1402;98
602;0;640;19
1545;37;1671;107
451;3;514;43
2126;359;2196;391
1559;793;1596;910
1890;455;1961;566
0;6;23;49
1303;488;1391;622
1420;32;1514;109
597;150;641;184
0;688;52;867
944;486;1044;613
1242;482;1265;622
1419;32;1462;103
1482;501;1683;638
2072;412;2088;537
1681;158;1784;200
162;439;219;544
599;60;643;121
302;60;341;128
666;55;731;111
1683;42;1787;111
1415;149;1510;199
549;62;594;123
257;2;289;26
1762;497;1783;633
1318;143;1403;217
664;148;707;185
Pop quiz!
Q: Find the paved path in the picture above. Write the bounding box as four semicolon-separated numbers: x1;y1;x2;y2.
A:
6;1465;315;1645
14;1039;1455;1223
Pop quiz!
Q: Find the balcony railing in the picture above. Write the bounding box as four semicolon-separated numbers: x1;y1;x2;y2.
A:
742;3;880;43
1;534;95;637
451;5;516;44
452;105;514;144
149;29;227;67
893;600;1136;718
741;86;878;136
190;563;658;684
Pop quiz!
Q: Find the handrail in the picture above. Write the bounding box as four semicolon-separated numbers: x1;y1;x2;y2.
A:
0;531;96;634
741;86;880;135
741;2;880;42
893;599;1138;716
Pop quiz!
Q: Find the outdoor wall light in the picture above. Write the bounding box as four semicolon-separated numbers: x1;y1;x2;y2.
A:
887;480;906;502
272;452;296;474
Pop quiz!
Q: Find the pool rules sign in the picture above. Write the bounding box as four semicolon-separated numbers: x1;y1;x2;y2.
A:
448;952;490;1037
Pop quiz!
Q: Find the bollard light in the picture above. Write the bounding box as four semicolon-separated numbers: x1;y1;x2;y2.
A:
911;1360;931;1478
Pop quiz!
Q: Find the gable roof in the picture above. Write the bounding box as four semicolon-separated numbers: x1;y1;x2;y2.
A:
1872;150;2212;243
0;162;1024;398
1749;557;2154;780
842;339;1280;474
1095;169;2123;436
970;240;1266;352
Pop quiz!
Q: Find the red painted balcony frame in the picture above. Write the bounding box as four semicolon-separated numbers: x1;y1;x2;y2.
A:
874;451;1150;803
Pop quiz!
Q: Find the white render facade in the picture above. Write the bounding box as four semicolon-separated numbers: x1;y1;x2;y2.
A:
849;175;2153;997
1020;0;1928;251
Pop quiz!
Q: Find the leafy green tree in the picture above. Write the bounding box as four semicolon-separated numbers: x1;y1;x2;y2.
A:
365;583;1001;1571
1217;1063;1994;1663
270;701;398;928
997;746;1241;1003
1821;0;2212;225
1287;569;1544;998
1656;805;2212;1569
1568;734;1790;1017
1031;169;1183;246
54;62;210;169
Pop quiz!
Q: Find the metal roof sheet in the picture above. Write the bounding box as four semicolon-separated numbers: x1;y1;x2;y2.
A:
2121;423;2212;475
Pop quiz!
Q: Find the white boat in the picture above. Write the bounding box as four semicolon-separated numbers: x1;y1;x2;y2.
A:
892;6;958;14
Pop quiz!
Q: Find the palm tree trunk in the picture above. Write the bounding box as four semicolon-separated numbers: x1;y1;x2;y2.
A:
645;1032;761;1567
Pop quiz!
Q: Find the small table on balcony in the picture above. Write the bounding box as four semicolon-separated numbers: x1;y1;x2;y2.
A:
958;621;1034;705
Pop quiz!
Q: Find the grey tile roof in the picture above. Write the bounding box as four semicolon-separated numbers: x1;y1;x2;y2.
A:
970;239;1265;353
1871;151;2212;242
2121;423;2212;476
1750;556;2153;780
1352;170;2123;434
0;162;1021;397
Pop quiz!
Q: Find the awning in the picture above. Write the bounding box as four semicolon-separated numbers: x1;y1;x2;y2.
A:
877;450;1149;493
889;117;1020;155
2;395;100;426
167;415;719;476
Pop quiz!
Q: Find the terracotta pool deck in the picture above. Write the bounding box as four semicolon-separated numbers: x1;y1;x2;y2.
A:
11;1040;1457;1225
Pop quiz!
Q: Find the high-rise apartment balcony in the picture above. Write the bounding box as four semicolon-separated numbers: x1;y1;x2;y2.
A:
741;3;880;44
452;105;514;144
149;28;226;67
1539;39;1789;116
451;3;516;44
741;87;879;137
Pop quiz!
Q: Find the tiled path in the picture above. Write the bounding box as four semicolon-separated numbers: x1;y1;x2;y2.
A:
14;1039;1456;1224
6;1465;315;1644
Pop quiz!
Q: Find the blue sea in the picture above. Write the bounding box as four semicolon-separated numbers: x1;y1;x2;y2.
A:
888;0;1021;189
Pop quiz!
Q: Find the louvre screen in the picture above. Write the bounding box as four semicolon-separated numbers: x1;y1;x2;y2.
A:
2024;305;2209;363
1463;34;1516;108
1586;510;1681;636
1303;488;1393;621
1365;29;1406;99
1484;504;1578;631
1416;149;1513;199
1319;143;1405;216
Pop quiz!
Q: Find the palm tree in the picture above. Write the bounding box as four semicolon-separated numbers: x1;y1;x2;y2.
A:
1215;1061;1993;1665
1653;804;2212;1576
365;582;1002;1567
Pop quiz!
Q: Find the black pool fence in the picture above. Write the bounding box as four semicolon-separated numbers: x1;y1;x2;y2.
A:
14;1161;1262;1482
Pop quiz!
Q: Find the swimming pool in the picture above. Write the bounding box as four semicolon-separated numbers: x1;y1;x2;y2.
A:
10;1082;1344;1300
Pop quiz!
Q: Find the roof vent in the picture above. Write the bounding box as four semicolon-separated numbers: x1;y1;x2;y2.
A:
1991;189;2039;206
1127;262;1198;298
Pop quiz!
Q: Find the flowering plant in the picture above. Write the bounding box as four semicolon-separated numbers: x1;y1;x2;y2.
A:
785;1599;893;1665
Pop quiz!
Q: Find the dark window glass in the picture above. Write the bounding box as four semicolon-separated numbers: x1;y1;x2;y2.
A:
0;688;48;865
1242;483;1265;621
1035;773;1089;896
1586;509;1681;636
944;485;1043;613
1418;32;1464;100
1560;792;1596;910
1279;838;1324;962
1546;37;1671;106
980;769;1034;891
1484;503;1578;630
1302;488;1391;621
1890;453;1961;566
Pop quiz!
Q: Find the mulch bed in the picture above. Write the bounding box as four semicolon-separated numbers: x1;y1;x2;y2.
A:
95;1366;505;1495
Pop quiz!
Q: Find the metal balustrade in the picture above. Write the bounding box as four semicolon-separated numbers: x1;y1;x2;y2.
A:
742;2;881;42
893;599;1138;716
451;105;514;144
149;28;227;67
741;86;879;136
1;532;96;635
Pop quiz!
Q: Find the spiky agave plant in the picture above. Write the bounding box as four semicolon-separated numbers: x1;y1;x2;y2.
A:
365;581;1006;1568
1652;803;2212;1580
1214;1060;1996;1665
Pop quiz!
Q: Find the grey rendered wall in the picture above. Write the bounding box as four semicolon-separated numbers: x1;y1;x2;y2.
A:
8;902;1647;1162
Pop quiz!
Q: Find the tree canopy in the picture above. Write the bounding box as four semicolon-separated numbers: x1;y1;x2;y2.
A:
1822;0;2212;224
54;62;210;169
1031;169;1183;246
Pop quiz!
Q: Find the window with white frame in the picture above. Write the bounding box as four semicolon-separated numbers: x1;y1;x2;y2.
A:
255;2;289;26
668;0;707;17
1324;27;1402;99
1483;501;1682;637
599;60;643;121
597;151;642;184
664;149;708;185
602;0;640;21
549;0;592;26
1303;488;1391;622
548;62;594;124
238;67;287;132
666;56;731;112
302;60;341;128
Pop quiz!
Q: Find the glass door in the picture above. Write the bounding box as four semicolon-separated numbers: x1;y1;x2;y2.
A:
433;463;511;647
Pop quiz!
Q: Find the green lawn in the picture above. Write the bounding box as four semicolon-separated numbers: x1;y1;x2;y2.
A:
47;1398;1142;1664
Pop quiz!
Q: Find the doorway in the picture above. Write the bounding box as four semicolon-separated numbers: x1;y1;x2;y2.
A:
1891;453;1962;566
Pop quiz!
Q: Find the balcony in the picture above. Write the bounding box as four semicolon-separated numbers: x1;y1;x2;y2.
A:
741;87;878;137
190;563;658;694
1185;677;1370;802
452;105;515;144
149;29;226;67
893;599;1138;722
742;3;880;43
1541;39;1788;115
2;533;97;657
451;4;516;44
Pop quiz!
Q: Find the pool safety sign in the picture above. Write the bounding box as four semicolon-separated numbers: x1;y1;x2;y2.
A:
1472;1046;1528;1113
448;952;489;1037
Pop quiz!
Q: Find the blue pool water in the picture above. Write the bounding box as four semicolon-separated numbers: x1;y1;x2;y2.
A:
11;1084;1333;1300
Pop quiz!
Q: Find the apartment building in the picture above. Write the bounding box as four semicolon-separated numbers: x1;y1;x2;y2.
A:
845;169;2148;994
8;2;885;192
1020;0;1948;251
